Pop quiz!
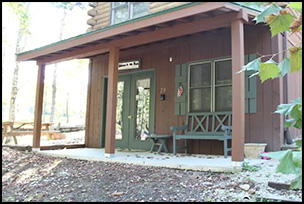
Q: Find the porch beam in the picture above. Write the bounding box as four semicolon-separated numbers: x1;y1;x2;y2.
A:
38;11;247;65
231;19;245;163
18;2;228;62
32;64;45;151
104;47;119;158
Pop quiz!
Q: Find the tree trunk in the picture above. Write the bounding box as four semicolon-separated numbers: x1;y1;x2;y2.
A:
50;9;67;124
66;91;69;123
50;64;57;122
9;62;20;122
43;85;48;122
9;28;23;122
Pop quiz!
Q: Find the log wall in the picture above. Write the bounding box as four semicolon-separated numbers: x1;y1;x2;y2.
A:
86;2;188;32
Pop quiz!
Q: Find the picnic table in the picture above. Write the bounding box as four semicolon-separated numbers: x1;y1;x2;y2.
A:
2;121;59;144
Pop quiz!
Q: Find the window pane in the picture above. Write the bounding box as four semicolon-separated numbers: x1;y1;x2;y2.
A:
113;7;128;24
135;78;150;141
190;88;211;112
190;63;211;87
113;2;127;7
215;60;232;85
132;2;149;18
116;81;124;140
215;86;232;111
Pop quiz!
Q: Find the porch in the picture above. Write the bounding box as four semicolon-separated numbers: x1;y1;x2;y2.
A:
37;148;265;172
16;2;281;165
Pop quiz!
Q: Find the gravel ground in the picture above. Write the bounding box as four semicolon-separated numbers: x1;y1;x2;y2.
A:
2;147;302;202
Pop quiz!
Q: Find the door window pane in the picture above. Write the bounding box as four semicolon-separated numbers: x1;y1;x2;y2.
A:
215;86;232;111
116;81;124;140
135;78;150;140
190;63;211;87
215;60;232;85
190;88;211;112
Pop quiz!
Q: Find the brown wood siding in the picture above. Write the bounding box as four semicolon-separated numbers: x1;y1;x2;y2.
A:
285;8;302;140
85;58;108;148
87;2;188;32
86;24;284;153
286;40;302;140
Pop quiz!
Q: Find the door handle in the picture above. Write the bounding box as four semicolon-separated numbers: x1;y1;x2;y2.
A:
128;115;133;119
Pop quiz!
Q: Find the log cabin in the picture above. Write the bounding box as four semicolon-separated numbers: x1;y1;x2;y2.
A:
17;2;302;164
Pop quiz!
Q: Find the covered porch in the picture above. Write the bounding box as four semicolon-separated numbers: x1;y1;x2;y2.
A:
16;2;262;166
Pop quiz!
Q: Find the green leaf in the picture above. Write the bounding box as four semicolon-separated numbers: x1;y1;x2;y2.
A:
290;174;302;189
293;151;302;168
284;118;295;127
249;72;259;78
276;150;298;174
253;3;281;23
289;47;302;73
287;2;302;12
294;118;302;129
295;139;302;148
290;105;301;120
237;58;261;73
275;103;293;115
267;13;294;37
259;59;280;83
278;57;290;76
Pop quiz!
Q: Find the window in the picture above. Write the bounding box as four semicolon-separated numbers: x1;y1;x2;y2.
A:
189;58;232;112
111;2;150;25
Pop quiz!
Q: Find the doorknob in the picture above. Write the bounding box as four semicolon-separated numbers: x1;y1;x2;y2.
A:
128;115;133;119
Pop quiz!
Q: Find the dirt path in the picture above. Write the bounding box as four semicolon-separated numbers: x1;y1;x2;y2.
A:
2;147;302;202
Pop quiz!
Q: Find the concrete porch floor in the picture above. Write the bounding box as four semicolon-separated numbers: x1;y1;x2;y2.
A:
37;148;266;172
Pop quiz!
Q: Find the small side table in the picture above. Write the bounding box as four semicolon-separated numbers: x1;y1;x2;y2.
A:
147;134;171;153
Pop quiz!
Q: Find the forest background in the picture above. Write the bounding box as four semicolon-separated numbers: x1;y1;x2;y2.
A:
2;2;90;126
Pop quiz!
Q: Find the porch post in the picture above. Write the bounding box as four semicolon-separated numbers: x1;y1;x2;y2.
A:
33;63;45;151
105;47;119;158
231;19;245;164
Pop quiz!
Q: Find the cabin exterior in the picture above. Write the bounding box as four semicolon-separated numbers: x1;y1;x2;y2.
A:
17;2;302;164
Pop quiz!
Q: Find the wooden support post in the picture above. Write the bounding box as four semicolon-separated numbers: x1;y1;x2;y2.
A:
33;64;45;151
105;47;119;158
271;34;284;151
231;19;245;163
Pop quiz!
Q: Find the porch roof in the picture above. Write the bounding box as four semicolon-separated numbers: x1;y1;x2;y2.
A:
17;2;259;65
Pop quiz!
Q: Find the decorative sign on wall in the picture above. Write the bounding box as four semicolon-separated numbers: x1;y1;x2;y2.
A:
118;59;141;71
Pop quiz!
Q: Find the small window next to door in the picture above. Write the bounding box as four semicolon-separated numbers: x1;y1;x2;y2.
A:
111;2;150;25
189;58;232;113
135;78;150;141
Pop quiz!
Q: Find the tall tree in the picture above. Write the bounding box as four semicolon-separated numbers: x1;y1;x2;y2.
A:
49;2;88;124
6;2;31;122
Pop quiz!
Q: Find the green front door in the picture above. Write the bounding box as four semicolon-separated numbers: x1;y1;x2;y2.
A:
114;70;155;150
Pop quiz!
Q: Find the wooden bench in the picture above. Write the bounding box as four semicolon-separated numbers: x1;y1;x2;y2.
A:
170;112;232;158
2;121;60;144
